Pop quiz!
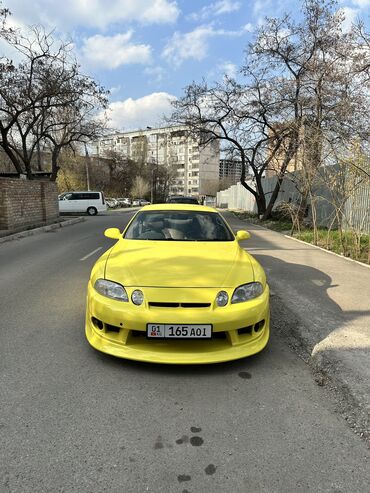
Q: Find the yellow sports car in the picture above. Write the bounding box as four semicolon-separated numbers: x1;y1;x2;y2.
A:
85;204;269;364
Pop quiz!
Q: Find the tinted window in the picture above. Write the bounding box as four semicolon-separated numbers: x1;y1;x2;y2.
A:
167;197;198;204
124;211;234;241
71;192;100;200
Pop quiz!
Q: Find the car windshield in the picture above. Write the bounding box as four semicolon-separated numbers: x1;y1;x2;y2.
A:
124;210;234;241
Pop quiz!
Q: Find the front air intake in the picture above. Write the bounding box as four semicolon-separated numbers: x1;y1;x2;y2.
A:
148;302;211;308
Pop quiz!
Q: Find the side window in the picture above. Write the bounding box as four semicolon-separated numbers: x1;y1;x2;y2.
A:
87;193;100;200
71;193;83;200
64;193;73;200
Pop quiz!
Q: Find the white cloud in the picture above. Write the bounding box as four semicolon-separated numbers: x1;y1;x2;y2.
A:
144;66;166;84
218;61;238;78
105;92;176;130
213;0;242;15
351;0;370;7
207;60;240;81
338;7;359;31
109;85;123;95
244;23;254;32
7;0;180;30
163;26;214;65
189;1;241;20
162;24;248;66
81;32;151;69
253;0;271;15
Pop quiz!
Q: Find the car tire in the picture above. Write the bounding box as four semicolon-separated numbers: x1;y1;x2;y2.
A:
87;207;98;216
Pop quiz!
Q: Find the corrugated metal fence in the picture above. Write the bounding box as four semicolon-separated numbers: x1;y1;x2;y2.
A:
216;172;370;234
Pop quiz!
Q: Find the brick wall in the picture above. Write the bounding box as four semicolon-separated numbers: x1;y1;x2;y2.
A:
0;178;59;231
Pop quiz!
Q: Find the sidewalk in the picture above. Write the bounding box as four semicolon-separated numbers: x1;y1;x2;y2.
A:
0;216;85;244
225;211;370;440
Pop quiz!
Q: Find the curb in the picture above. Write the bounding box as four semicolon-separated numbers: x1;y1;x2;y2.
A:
0;217;85;244
228;211;370;268
282;234;370;269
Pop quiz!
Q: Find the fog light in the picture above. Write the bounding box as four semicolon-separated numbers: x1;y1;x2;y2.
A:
131;289;144;305
216;291;228;307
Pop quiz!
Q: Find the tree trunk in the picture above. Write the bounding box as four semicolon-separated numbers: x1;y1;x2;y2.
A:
50;148;61;181
240;177;266;216
0;130;24;175
262;128;300;220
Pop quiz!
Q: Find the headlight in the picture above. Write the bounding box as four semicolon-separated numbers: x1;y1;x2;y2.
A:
216;291;228;307
131;289;144;306
231;282;263;303
94;279;128;302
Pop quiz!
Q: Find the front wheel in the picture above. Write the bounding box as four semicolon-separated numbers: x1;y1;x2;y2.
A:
87;207;98;216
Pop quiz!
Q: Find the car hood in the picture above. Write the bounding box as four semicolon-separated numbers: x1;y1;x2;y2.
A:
105;239;254;288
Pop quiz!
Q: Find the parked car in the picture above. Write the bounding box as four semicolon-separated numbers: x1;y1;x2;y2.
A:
58;191;107;216
166;195;199;204
116;197;132;207
132;199;151;206
85;204;270;364
106;198;119;208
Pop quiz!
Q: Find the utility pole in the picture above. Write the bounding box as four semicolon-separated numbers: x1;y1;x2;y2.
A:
84;143;91;191
150;167;154;204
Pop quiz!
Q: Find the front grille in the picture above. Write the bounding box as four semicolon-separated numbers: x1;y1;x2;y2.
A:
212;331;227;339
105;323;120;333
238;325;253;335
91;317;121;333
131;330;226;339
131;330;146;338
149;302;180;307
149;302;211;308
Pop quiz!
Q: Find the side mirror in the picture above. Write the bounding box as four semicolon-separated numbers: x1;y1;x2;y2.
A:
236;230;250;241
104;228;121;240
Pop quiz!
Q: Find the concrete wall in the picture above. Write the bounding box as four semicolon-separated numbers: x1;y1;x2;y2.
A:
0;178;59;231
217;182;258;213
216;172;370;233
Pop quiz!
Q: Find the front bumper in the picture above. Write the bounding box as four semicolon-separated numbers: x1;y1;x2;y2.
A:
85;283;270;364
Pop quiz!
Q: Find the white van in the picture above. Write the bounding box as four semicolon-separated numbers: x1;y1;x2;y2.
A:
58;191;107;216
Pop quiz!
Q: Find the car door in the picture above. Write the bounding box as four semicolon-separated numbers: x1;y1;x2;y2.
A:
74;192;89;212
59;192;74;212
87;192;100;212
67;192;87;212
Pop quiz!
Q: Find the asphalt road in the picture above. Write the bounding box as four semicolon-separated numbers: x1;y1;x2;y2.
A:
1;210;369;493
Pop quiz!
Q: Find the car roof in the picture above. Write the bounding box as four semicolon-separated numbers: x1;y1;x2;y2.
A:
140;203;217;213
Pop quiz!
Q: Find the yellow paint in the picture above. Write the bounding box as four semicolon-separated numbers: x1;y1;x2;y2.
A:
85;204;270;364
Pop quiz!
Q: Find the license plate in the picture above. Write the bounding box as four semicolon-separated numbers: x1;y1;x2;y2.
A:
147;324;212;339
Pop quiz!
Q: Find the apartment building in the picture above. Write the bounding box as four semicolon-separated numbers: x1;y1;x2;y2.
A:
219;158;243;184
94;125;220;196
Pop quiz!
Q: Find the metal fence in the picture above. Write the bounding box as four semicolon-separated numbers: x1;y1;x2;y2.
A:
216;171;370;234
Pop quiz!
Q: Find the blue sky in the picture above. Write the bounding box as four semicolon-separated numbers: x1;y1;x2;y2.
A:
4;0;370;130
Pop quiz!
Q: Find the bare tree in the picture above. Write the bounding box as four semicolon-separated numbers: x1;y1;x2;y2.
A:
131;176;150;199
101;149;138;197
0;2;11;38
169;76;296;218
0;26;108;180
169;0;369;220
